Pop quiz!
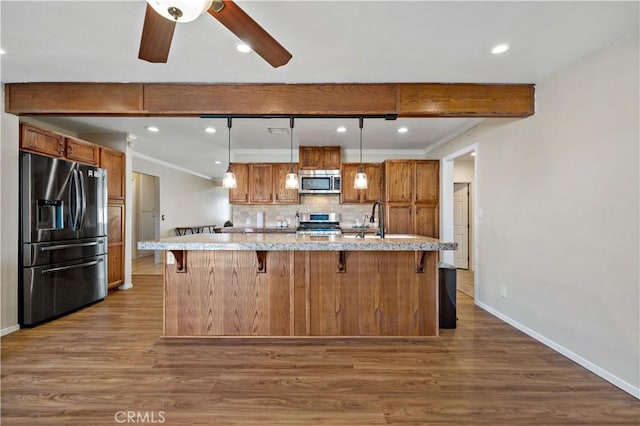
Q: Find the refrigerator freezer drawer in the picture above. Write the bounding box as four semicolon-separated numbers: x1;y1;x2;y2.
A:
23;237;107;267
21;255;107;326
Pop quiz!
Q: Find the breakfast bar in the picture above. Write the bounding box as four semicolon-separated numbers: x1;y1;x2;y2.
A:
139;233;456;338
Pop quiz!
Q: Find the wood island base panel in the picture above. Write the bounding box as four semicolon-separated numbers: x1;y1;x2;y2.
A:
138;233;456;338
164;250;438;337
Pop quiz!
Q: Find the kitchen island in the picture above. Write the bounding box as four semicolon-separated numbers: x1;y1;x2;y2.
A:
139;233;456;338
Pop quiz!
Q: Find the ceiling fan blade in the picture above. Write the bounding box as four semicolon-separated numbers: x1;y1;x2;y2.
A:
207;1;292;68
138;3;177;63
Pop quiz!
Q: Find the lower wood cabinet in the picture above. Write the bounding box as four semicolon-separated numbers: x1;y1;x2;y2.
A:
107;203;125;289
163;250;438;337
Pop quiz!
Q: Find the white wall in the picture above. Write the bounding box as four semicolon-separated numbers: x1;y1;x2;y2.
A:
132;156;231;238
0;85;20;335
428;34;639;397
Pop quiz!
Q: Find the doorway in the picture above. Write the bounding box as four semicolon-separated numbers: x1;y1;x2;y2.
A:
441;147;477;299
453;182;470;269
132;172;160;263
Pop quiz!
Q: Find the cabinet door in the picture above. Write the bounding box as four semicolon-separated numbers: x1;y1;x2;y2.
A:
384;160;413;202
228;163;249;204
99;148;125;201
415;160;439;203
20;124;65;158
298;146;323;170
249;163;274;203
323;146;342;170
386;203;413;235
273;163;299;204
107;244;124;289
414;204;439;238
362;164;382;203
66;137;99;165
107;203;125;289
340;163;361;204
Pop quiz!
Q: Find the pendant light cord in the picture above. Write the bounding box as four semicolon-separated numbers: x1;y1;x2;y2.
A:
290;117;295;165
359;117;364;164
227;117;232;167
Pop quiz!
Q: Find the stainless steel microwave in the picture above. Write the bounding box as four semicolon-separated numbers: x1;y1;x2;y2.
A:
298;170;341;194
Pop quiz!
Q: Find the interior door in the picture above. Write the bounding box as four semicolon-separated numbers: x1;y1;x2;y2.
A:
453;183;469;269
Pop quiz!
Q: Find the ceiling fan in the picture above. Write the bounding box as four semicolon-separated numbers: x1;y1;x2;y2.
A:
138;0;292;68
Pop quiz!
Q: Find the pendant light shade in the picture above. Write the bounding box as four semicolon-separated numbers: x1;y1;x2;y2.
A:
354;117;368;189
222;117;237;189
285;117;299;189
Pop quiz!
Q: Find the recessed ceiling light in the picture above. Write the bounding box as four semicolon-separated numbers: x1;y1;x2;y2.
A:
146;126;159;132
214;160;222;165
491;43;509;54
470;152;476;157
336;126;347;133
236;43;251;53
205;127;216;133
397;127;408;133
0;48;6;55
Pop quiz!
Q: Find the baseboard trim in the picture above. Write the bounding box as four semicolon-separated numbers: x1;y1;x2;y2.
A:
1;325;20;337
475;300;640;400
118;282;133;290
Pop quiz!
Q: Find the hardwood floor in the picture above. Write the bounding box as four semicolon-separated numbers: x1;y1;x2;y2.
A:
457;268;474;298
2;275;638;425
132;254;163;275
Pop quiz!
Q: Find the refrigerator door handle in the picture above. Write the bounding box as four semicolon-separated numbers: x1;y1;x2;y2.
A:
78;170;87;230
41;258;103;275
40;240;104;252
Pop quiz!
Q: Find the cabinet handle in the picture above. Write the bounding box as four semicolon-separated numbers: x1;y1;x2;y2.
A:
59;142;65;155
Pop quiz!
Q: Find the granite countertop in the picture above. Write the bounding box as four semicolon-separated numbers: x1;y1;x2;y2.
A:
217;227;296;234
138;233;457;252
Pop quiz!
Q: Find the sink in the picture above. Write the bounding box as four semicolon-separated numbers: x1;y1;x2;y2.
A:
343;234;419;239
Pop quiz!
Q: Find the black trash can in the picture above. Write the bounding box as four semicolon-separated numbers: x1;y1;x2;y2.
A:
439;262;457;329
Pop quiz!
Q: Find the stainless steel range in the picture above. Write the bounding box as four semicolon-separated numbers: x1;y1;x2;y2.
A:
296;212;342;236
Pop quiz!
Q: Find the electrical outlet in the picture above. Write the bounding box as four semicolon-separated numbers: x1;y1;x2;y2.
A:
500;284;508;299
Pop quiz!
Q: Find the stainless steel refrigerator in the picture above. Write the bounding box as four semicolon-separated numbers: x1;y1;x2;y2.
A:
19;152;108;327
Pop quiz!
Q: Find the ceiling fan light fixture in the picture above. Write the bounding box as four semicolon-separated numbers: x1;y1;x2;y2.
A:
147;0;212;23
236;43;252;53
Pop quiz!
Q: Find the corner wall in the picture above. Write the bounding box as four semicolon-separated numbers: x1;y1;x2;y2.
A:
428;34;639;396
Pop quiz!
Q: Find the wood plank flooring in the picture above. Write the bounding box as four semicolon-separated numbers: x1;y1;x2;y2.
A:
2;275;639;425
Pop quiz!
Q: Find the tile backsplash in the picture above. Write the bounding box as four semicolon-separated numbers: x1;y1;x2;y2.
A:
231;195;378;228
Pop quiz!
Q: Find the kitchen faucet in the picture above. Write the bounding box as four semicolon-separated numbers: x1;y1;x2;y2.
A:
370;201;385;238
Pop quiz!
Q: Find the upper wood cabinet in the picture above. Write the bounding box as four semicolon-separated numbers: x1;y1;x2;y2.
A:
273;163;300;204
249;164;274;203
383;159;440;238
298;146;341;170
228;163;250;204
66;137;99;165
229;163;299;205
99;147;125;201
384;160;414;202
340;163;382;204
19;124;65;158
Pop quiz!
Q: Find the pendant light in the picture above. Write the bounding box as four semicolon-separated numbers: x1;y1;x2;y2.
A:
354;117;368;189
222;117;237;189
285;117;299;189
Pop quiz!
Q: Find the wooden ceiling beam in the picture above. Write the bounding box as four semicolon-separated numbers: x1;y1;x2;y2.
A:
4;82;534;117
